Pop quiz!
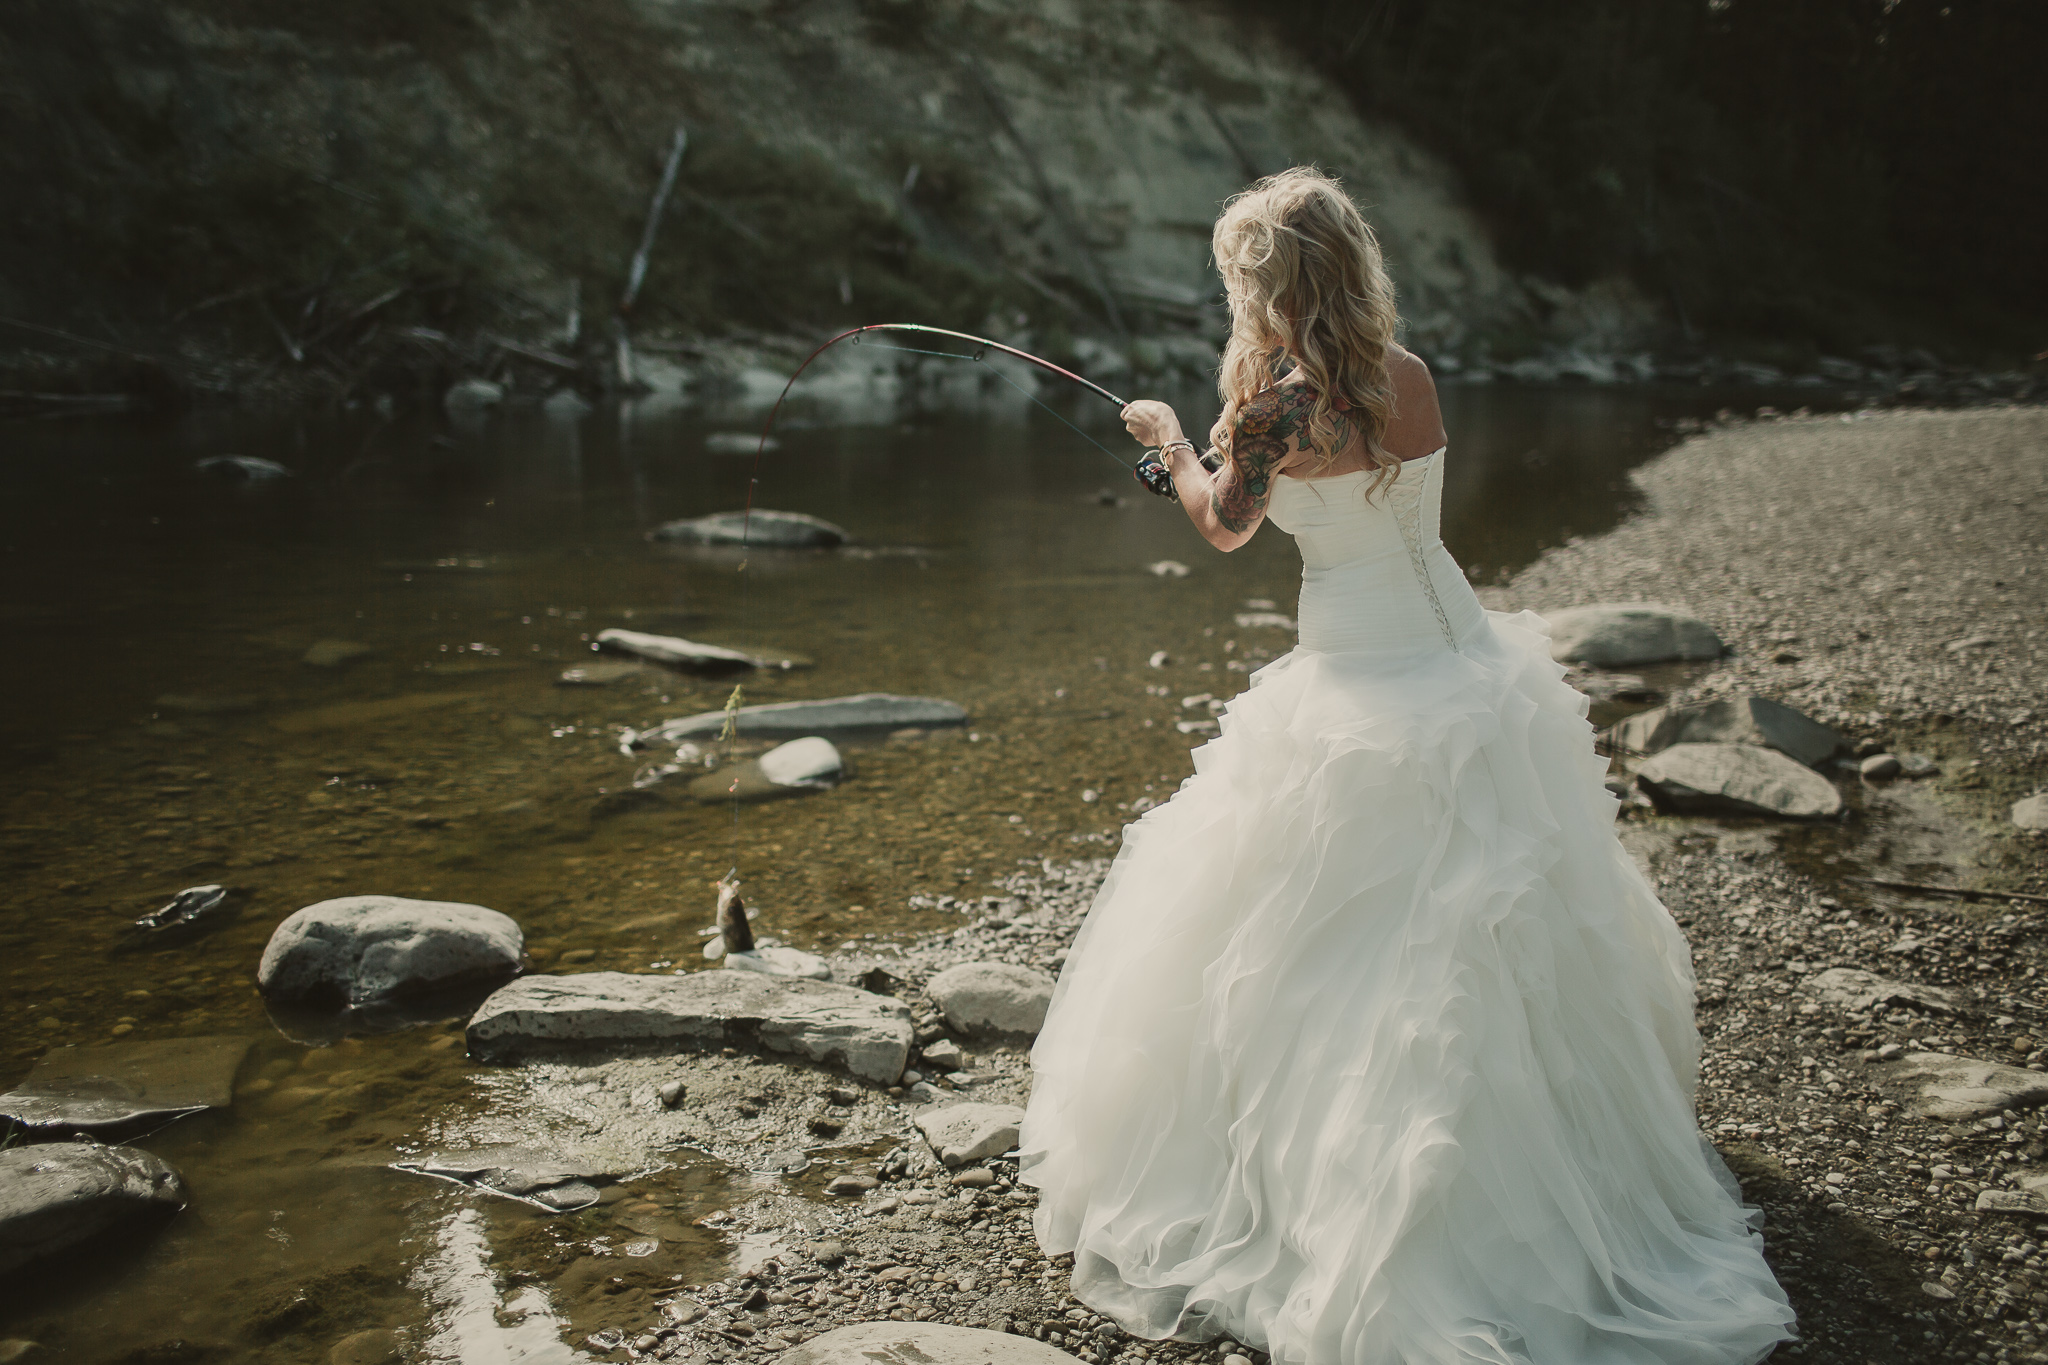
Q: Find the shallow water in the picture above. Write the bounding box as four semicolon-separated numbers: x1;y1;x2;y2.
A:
0;377;1821;1359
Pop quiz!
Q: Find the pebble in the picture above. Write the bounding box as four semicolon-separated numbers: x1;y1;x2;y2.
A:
657;1080;686;1108
1859;753;1902;779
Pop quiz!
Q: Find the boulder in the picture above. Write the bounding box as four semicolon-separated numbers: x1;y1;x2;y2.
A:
689;737;845;804
1608;696;1841;767
257;895;524;1007
0;1036;252;1138
724;946;834;980
1634;743;1844;819
1890;1052;2048;1120
1541;605;1725;666
2013;795;2048;832
465;971;912;1082
927;962;1056;1037
595;628;810;673
913;1102;1026;1168
302;639;375;669
648;510;848;548
1803;968;1961;1016
627;693;967;748
779;1323;1075;1365
0;1143;187;1274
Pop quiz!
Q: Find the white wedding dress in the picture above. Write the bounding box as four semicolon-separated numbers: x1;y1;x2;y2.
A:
1018;452;1795;1365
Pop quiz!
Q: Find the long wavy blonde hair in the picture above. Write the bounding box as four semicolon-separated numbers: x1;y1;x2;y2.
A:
1209;167;1400;490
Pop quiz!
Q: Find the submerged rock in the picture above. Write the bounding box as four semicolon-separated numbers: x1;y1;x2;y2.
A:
0;1035;252;1138
555;661;649;687
926;962;1056;1038
0;1143;188;1273
194;455;291;480
302;639;375;669
689;737;846;804
627;693;966;748
390;1145;619;1212
780;1322;1075;1365
1634;743;1844;819
648;510;848;548
133;884;229;932
1608;695;1842;767
1541;604;1725;666
595;628;810;673
465;971;912;1082
257;895;524;1007
912;1101;1026;1168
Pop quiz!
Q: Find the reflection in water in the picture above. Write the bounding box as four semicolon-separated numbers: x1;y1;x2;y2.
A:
416;1207;592;1365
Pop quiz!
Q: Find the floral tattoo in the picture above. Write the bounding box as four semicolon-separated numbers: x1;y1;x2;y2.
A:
1212;386;1350;533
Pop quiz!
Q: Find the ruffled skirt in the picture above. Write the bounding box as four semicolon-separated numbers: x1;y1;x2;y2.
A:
1017;610;1795;1365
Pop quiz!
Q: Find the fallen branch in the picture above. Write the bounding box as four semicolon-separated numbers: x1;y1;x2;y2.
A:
0;315;170;365
1844;876;2048;907
488;336;583;372
621;124;689;314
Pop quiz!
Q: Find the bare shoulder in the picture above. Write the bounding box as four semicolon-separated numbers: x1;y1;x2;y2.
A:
1382;344;1447;458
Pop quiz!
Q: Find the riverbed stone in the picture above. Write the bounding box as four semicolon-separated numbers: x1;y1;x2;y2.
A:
1891;1052;2048;1120
630;693;967;747
0;1142;188;1274
596;628;809;672
1803;967;1961;1017
465;971;913;1082
1634;743;1844;819
2013;795;2048;832
1541;604;1725;666
257;895;524;1007
926;963;1055;1038
302;639;375;669
779;1322;1074;1365
1608;695;1841;767
912;1102;1026;1168
690;738;846;805
725;946;834;980
390;1145;623;1211
649;510;849;548
0;1035;253;1137
556;661;649;687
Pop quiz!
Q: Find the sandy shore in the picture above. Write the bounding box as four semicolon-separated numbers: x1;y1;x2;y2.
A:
596;405;2048;1365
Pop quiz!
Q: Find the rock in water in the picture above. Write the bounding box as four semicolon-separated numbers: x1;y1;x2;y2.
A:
912;1102;1026;1167
133;884;229;932
0;1143;187;1273
1541;604;1725;666
389;1145;618;1211
926;962;1057;1038
302;639;375;669
595;628;809;673
627;693;966;748
688;736;846;804
648;510;849;548
780;1323;1075;1365
1607;695;1842;767
465;971;913;1082
0;1035;253;1137
1633;743;1844;819
257;895;524;1006
555;661;648;687
716;879;755;954
194;455;292;480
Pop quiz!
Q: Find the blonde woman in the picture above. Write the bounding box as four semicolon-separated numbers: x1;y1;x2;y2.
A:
1016;169;1795;1365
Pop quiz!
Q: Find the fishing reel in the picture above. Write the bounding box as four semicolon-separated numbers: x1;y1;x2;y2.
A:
1133;445;1225;502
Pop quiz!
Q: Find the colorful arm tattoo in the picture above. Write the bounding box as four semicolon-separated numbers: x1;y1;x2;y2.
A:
1211;386;1352;534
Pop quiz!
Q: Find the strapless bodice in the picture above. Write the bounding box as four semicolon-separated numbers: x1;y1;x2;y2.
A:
1264;449;1484;656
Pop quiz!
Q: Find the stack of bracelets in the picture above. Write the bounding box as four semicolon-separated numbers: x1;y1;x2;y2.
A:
1133;440;1225;501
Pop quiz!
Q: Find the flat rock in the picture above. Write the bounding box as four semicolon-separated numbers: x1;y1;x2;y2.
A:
2014;795;2048;832
556;661;649;687
1541;604;1725;666
390;1145;622;1212
629;693;967;748
257;895;524;1007
649;510;848;548
195;455;291;480
1634;743;1844;819
1608;695;1841;766
779;1323;1076;1365
303;639;375;669
1976;1188;2048;1218
1892;1052;2048;1120
912;1102;1026;1168
595;628;810;673
0;1035;253;1137
0;1143;187;1274
689;737;845;805
1803;967;1961;1016
465;971;912;1082
724;946;834;981
926;962;1056;1038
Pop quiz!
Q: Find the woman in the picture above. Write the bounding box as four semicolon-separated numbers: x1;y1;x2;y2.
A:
1015;169;1795;1365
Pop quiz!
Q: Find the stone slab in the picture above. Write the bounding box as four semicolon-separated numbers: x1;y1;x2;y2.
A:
0;1143;187;1274
649;510;849;548
1609;696;1841;767
1803;967;1962;1016
0;1035;253;1137
466;971;912;1082
1634;742;1844;819
1892;1052;2048;1120
913;1102;1025;1168
629;693;967;747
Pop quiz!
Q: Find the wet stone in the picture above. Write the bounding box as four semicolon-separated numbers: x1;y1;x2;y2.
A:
628;693;967;747
1633;743;1844;819
0;1142;188;1273
0;1035;253;1137
258;895;524;1007
556;661;649;687
1540;604;1725;667
1608;695;1841;767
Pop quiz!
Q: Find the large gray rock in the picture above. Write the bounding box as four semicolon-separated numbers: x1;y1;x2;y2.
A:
1634;743;1844;819
649;510;849;548
257;896;524;1007
689;737;846;805
1541;604;1725;666
2014;795;2048;832
926;962;1056;1038
1803;967;1962;1017
1609;696;1841;767
778;1322;1076;1365
595;628;810;673
627;693;967;748
1890;1052;2048;1120
912;1103;1027;1169
0;1036;253;1137
465;971;912;1082
0;1143;187;1274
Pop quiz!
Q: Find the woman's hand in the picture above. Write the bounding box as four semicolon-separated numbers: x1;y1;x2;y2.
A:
1120;399;1184;449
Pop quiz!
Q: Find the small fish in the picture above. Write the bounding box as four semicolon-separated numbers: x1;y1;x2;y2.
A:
134;884;229;931
715;877;755;954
